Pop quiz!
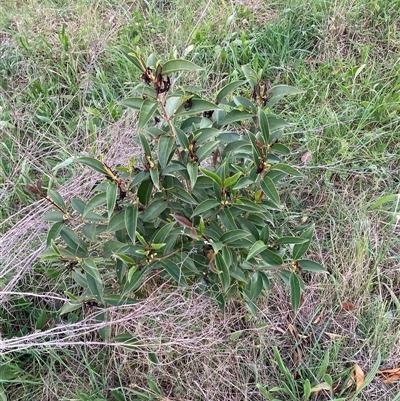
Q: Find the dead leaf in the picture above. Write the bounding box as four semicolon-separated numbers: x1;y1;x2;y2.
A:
313;308;325;324
325;332;342;340
310;382;331;393
353;364;364;391
342;302;356;311
301;151;312;162
377;368;400;384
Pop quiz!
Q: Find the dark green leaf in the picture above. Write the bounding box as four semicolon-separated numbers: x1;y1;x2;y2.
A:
197;141;219;163
46;221;64;246
232;177;254;190
139;132;152;156
271;163;302;177
219;230;251;245
150;168;160;190
47;189;66;210
71;197;85;214
290;272;301;313
125;204;138;243
250;272;263;301
82;259;103;302
108;210;126;232
241;64;257;88
138;99;158;130
258;109;269;143
106;183;118;219
120;97;145;111
75;157;108;175
122;267;147;295
191;199;220;217
260;176;280;206
170;185;197;204
298;259;326;273
43;211;65;222
260;248;283;266
219;109;254;125
138;179;153;206
215;253;230;292
172;124;189;149
35;310;47;330
159;136;175;169
216;80;246;103
60;226;88;254
143;199;168;222
276;237;308;245
265;85;304;108
83;192;107;218
161;260;187;285
119;45;145;71
292;224;314;260
271;143;290;155
187;162;198;189
162;59;203;75
246;240;268;260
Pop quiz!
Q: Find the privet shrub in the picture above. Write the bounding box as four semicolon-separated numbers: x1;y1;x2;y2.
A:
32;47;325;322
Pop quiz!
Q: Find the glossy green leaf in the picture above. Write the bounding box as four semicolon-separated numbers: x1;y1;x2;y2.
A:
172;124;189;149
60;226;88;254
121;97;145;110
265;85;304;108
47;189;66;210
107;210;126;232
224;172;242;188
119;45;145;71
170;185;197;204
71;197;85;214
219;109;254;125
216;80;246;103
138;99;158;130
196;141;219;163
258;109;269;143
150;168;160;190
162;59;203;75
161;260;187;285
297;259;326;272
159;135;175;169
246;240;268;260
215;253;230;292
260;176;280;206
241;64;257;88
290;272;301;313
75;157;108;175
260;248;283;266
232;177;254;190
59;301;82;316
46;221;64;246
369;194;399;210
276;237;308;245
271;143;290;155
143;199;168;222
292;224;314;260
220;230;251;245
250;272;263;301
139;132;152;155
106;183;118;219
199;168;223;186
43;211;65;222
187;162;198;189
191;199;220;217
122;267;147;295
138;178;153;206
271;163;302;177
125;204;138;243
83;192;107;218
82;259;103;302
